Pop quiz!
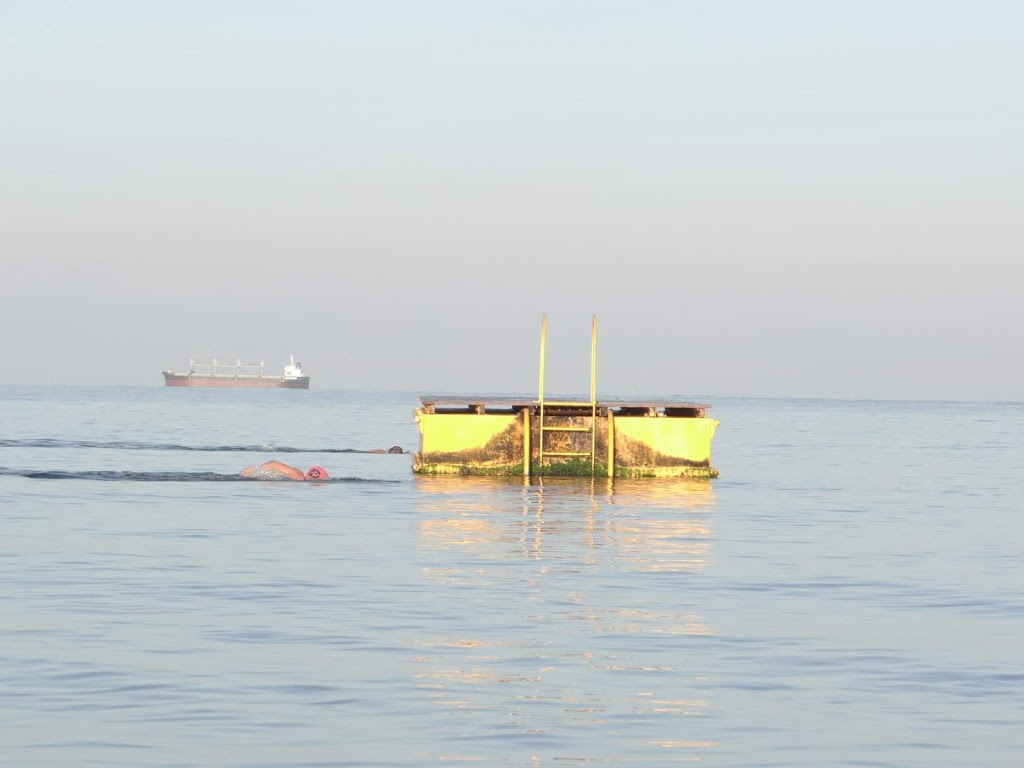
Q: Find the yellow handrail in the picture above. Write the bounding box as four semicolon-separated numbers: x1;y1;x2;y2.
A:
590;313;597;474
538;313;547;405
538;313;547;471
590;314;597;405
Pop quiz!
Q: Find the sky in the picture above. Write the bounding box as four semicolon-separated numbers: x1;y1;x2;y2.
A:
1;1;1021;400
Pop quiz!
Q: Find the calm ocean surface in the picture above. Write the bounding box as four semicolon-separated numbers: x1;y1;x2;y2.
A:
1;386;1022;767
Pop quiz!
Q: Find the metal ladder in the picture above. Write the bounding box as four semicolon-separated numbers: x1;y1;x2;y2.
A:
535;313;598;476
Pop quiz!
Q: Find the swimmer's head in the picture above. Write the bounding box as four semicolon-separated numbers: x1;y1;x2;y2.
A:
305;466;328;481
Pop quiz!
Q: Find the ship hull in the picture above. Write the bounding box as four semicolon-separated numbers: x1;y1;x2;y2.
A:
162;373;310;389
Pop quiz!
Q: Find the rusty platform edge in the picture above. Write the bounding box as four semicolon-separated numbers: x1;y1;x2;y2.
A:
418;395;712;410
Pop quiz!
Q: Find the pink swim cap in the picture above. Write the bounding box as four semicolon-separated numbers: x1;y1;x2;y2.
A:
305;466;328;481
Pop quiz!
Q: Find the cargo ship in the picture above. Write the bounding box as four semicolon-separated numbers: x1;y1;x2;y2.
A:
161;355;310;389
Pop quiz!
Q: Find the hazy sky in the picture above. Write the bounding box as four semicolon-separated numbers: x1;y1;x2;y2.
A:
2;1;1021;400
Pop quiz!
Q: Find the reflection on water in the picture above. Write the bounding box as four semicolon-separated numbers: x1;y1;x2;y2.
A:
410;477;717;763
415;476;715;571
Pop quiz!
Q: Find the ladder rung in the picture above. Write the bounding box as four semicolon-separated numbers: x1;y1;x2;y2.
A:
541;451;593;458
541;425;592;432
540;400;595;407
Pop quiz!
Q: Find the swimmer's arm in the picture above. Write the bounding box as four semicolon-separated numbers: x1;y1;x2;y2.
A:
258;461;305;480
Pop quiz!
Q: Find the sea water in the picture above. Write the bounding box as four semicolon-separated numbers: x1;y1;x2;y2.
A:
1;386;1022;767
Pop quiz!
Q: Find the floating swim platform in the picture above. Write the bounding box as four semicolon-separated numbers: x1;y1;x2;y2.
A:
412;316;719;478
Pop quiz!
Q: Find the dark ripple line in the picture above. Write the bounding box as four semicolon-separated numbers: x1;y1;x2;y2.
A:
1;469;399;483
0;438;405;454
32;741;147;750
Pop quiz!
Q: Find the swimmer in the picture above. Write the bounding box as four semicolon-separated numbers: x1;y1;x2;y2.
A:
240;461;329;481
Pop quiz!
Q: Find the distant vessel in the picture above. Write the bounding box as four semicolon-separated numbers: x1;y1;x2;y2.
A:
162;355;310;389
